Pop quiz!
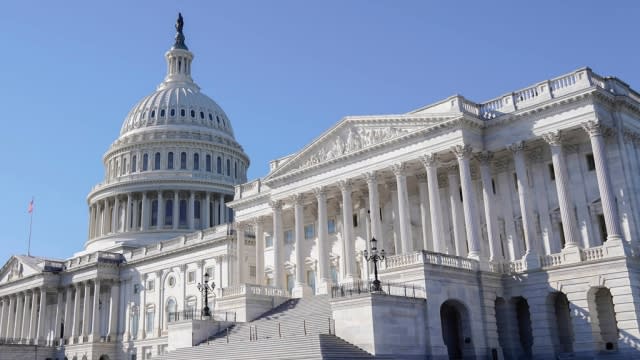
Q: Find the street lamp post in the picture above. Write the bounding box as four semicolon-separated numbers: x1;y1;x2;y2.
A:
363;237;385;292
197;272;215;318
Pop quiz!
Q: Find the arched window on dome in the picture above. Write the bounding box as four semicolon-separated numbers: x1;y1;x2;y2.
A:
180;109;186;117
132;155;137;173
193;153;200;170
167;152;174;170
179;200;187;227
161;109;165;117
166;198;174;226
217;157;222;174
151;200;158;227
180;152;187;170
222;118;226;128
170;109;175;117
123;158;127;176
234;161;238;179
226;159;231;176
154;152;161;170
142;154;149;171
151;110;155;118
209;113;213;121
200;111;204;119
206;155;212;172
216;116;220;126
190;110;195;118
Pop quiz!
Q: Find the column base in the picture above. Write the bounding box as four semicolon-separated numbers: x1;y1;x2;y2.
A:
291;284;313;298
604;237;631;257
561;245;582;263
523;251;540;270
315;279;333;295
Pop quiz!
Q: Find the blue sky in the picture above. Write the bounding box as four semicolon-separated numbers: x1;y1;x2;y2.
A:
0;1;638;264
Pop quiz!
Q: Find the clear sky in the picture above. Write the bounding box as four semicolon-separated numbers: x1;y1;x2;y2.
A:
0;1;638;264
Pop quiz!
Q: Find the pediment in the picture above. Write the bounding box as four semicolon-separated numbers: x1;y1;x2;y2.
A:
264;114;457;181
0;256;43;284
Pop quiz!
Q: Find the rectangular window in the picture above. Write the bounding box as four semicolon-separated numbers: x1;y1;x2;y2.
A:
205;266;214;279
147;280;154;292
286;274;294;294
352;214;358;227
598;214;608;242
327;219;336;234
284;230;294;244
265;235;273;248
586;153;596;171
558;222;565;248
249;265;256;278
548;163;556;181
304;224;315;239
187;270;196;284
145;309;155;333
168;152;174;169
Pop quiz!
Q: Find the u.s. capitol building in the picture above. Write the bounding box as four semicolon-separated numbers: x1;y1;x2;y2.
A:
1;15;639;360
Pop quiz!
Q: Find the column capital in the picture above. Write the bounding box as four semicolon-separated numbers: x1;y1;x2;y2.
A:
476;151;494;165
364;171;378;185
338;179;352;193
391;163;407;176
446;165;459;174
415;173;428;182
312;186;327;199
582;120;614;137
451;144;473;159
542;131;563;146
269;200;283;212
508;141;525;154
290;194;304;206
253;216;265;226
420;153;438;168
623;129;637;144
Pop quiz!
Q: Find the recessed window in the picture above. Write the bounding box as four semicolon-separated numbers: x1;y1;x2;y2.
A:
168;152;174;169
193;153;200;170
250;266;256;278
586;153;596;171
151;200;158;226
147;280;155;292
165;199;173;226
170;109;175;117
194;200;201;219
352;214;358;227
180;152;187;170
284;230;294;244
217;157;222;174
131;155;137;173
205;266;214;278
200;111;204;119
216;115;220;125
234;161;238;178
598;214;607;242
154;152;161;170
226;159;231;176
142;154;148;171
179;200;187;226
304;224;315;239
548;163;555;181
206;155;212;172
161;109;166;117
151;110;155;118
187;270;196;284
558;222;565;248
328;219;336;234
265;235;273;248
190;110;195;118
209;113;213;121
180;109;186;117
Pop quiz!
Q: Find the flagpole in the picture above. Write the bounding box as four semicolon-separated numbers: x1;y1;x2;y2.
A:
28;197;33;256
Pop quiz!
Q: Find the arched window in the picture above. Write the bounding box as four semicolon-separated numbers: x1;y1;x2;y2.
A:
131;155;137;173
226;159;231;176
151;200;158;226
165;199;173;226
142;154;148;171
206;155;212;172
180;152;187;170
122;158;127;176
154;152;161;170
170;109;175;117
167;152;174;169
193;153;200;170
180;109;186;117
166;298;177;324
217;157;222;174
216;115;220;126
194;200;201;220
208;113;213;121
200;111;204;119
190;110;195;118
234;161;238;178
151;110;155;118
160;109;165;117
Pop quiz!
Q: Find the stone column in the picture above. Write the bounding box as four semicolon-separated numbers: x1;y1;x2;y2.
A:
89;205;96;239
270;201;284;289
112;196;120;233
125;194;132;232
254;217;265;285
188;191;195;230
478;151;501;261
20;292;29;342
314;187;331;294
5;296;15;340
365;172;382;242
28;292;37;342
173;191;179;230
292;195;312;297
543;132;581;256
392;163;413;254
102;199;109;235
0;298;5;340
108;282;120;340
95;203;103;237
90;280;101;341
453;145;482;260
339;180;357;282
509;141;540;268
71;285;81;340
388;182;401;254
447;166;467;257
155;272;162;337
13;293;23;340
416;174;432;251
236;223;245;285
138;275;146;340
53;291;63;344
157;191;165;229
582;121;624;243
421;154;445;253
219;194;226;224
63;287;73;342
204;192;211;229
82;282;91;339
141;192;149;231
36;288;46;344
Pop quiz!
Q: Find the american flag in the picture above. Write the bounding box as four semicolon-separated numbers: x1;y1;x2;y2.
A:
28;199;34;214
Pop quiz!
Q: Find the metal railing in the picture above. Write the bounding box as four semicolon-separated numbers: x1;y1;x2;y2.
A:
330;279;426;299
167;309;237;323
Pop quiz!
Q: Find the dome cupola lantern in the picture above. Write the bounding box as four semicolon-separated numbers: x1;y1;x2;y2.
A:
160;13;196;90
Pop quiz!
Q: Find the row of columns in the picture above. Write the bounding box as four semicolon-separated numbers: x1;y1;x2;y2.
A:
0;288;45;344
242;120;624;289
89;191;230;239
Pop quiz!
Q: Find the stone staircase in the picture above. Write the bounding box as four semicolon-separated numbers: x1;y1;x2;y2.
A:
157;295;379;359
